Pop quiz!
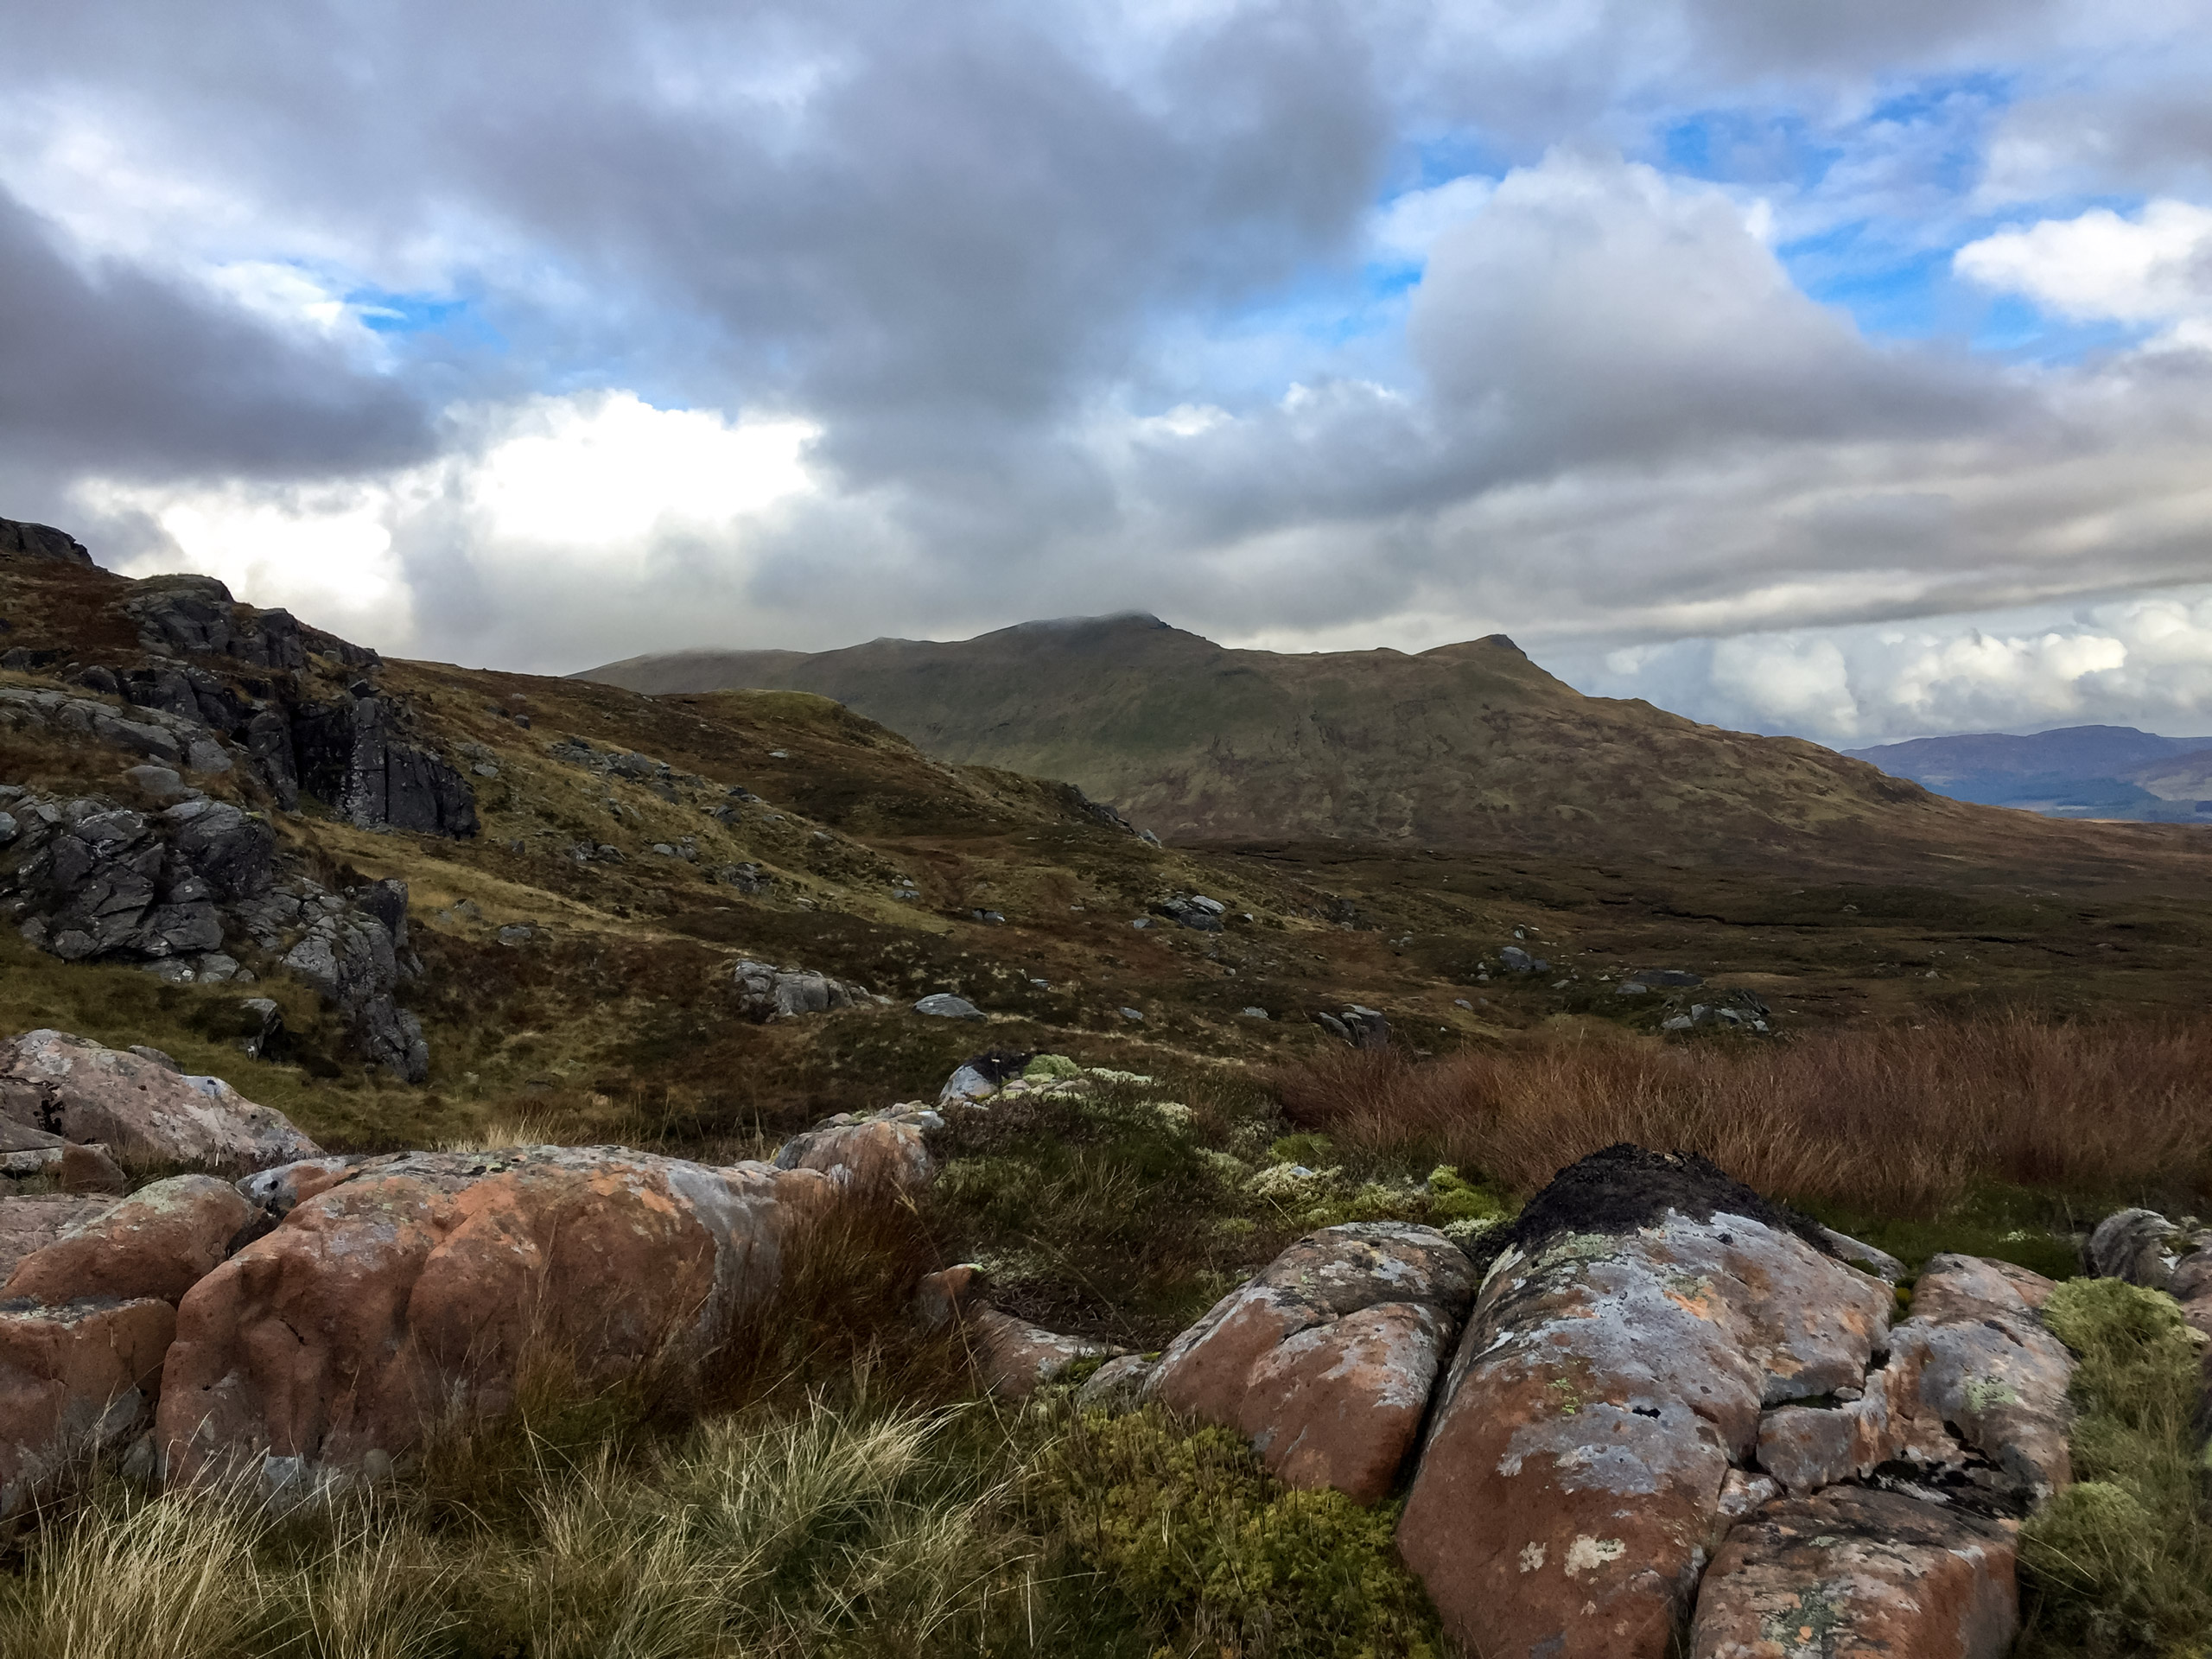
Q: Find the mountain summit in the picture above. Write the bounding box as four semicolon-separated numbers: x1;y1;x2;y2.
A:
581;618;1947;850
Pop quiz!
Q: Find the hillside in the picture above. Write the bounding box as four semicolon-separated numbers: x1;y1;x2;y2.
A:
1850;724;2212;823
582;615;1980;853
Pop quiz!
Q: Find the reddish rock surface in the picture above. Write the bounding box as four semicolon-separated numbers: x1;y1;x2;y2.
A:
0;1194;117;1281
0;1299;175;1517
772;1106;937;1191
3;1174;250;1306
1690;1486;2018;1659
1148;1222;1475;1504
157;1147;827;1483
969;1306;1118;1397
0;1029;320;1171
1398;1148;1893;1659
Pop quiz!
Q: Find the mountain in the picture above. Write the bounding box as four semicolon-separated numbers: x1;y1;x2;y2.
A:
1847;726;2212;823
581;614;1959;852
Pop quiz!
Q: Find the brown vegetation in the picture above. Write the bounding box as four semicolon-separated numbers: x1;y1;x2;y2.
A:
1275;1014;2212;1220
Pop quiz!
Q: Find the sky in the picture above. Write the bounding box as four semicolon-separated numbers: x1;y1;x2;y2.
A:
7;1;2212;747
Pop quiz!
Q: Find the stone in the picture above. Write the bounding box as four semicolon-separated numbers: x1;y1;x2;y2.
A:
1689;1486;2017;1659
0;517;94;565
938;1050;1033;1103
732;958;868;1020
1397;1146;1894;1659
969;1306;1117;1397
290;691;477;837
123;765;188;799
772;1106;938;1191
0;1196;118;1281
914;1264;985;1332
1077;1352;1158;1409
4;1174;251;1307
58;1141;127;1194
913;993;984;1020
1818;1225;1904;1283
1149;1222;1476;1504
1751;1254;2073;1504
158;1147;828;1484
2088;1206;2181;1289
0;1029;321;1172
0;1298;175;1518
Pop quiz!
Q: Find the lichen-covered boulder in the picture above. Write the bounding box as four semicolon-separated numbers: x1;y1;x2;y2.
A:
2;1174;249;1307
1396;1146;1894;1659
1755;1254;2074;1504
2088;1207;2185;1289
969;1307;1119;1397
772;1105;938;1191
0;1299;174;1517
1148;1222;1476;1503
0;1030;320;1171
157;1147;830;1486
0;1195;117;1281
1690;1485;2018;1659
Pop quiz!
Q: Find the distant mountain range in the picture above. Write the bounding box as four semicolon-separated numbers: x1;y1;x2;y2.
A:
1847;726;2212;822
581;613;1981;854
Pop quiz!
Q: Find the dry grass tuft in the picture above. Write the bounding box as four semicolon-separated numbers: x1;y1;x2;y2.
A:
1274;1013;2212;1217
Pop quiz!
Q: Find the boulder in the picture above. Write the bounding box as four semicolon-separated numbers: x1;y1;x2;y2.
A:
731;958;870;1020
913;993;984;1020
1397;1146;1894;1659
1753;1254;2074;1504
0;1298;175;1518
0;1030;321;1172
772;1105;938;1191
0;1195;118;1281
58;1141;127;1193
1077;1352;1158;1409
1689;1486;2018;1659
3;1175;251;1307
1148;1222;1476;1504
969;1306;1118;1397
158;1147;829;1485
2088;1207;2183;1289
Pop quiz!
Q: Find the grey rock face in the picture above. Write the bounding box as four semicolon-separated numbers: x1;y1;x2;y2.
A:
2088;1206;2183;1288
245;876;428;1082
293;693;478;837
0;518;93;565
123;574;372;671
731;958;872;1020
913;993;984;1019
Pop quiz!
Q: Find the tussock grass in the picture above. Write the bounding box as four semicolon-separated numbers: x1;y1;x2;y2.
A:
1274;1013;2212;1220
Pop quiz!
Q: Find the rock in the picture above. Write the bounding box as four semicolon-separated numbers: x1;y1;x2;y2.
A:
772;1105;938;1191
496;924;535;946
938;1051;1033;1103
0;1030;321;1172
1498;944;1551;974
58;1141;127;1194
1689;1486;2017;1659
1154;894;1223;932
158;1147;826;1484
732;958;869;1020
1077;1352;1158;1409
1240;1006;1270;1019
1752;1254;2074;1504
3;1175;251;1306
124;575;318;670
913;993;983;1020
1397;1146;1894;1659
0;1298;175;1518
1311;1005;1389;1048
1818;1225;1905;1284
0;1196;118;1281
2088;1206;2181;1288
1149;1222;1476;1504
268;878;428;1081
969;1306;1118;1397
123;765;189;799
290;691;477;837
915;1264;985;1332
235;998;286;1059
0;517;94;565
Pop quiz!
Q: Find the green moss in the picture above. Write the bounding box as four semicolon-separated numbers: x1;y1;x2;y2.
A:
1796;1183;2080;1282
1269;1133;1336;1167
1033;1406;1442;1659
1025;1052;1086;1081
1427;1165;1514;1224
2018;1278;2212;1656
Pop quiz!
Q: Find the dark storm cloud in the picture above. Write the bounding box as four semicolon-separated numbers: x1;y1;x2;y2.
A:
0;185;430;485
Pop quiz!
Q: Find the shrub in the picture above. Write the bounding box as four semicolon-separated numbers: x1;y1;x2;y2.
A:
1031;1406;1442;1659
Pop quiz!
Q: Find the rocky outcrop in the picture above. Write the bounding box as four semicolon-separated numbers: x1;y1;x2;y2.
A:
0;685;233;776
2087;1206;2194;1289
159;1147;828;1487
1396;1147;1896;1659
1754;1253;2074;1504
239;876;429;1081
772;1103;938;1191
0;517;93;566
1690;1486;2018;1659
0;1195;118;1280
731;958;875;1020
1147;1222;1476;1503
0;1031;321;1172
292;690;478;837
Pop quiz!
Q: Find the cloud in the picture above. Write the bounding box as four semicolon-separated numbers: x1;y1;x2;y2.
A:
1956;199;2212;345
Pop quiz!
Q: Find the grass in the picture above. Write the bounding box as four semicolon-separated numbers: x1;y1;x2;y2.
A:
2018;1278;2212;1657
1273;1012;2212;1225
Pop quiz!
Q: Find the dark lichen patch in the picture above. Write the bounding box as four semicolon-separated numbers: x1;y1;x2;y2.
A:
1506;1142;1834;1260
